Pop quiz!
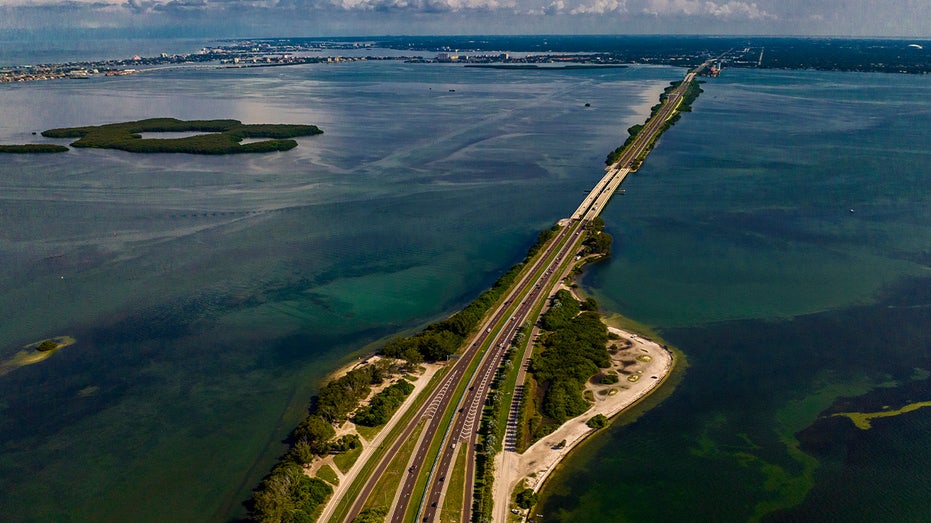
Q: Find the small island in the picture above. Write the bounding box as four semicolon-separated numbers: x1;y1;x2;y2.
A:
0;118;322;155
0;336;76;377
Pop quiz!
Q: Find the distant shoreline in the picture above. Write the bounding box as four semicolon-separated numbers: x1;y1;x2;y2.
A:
464;64;628;70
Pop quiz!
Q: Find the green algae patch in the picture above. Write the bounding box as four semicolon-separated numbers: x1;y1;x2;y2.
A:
832;400;931;430
0;336;75;376
39;118;322;154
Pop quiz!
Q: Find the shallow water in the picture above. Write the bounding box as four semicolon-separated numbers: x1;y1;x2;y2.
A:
542;69;931;522
0;59;678;521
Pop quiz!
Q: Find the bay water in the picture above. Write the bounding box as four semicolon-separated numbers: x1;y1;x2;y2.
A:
0;58;672;521
543;69;931;521
2;49;929;523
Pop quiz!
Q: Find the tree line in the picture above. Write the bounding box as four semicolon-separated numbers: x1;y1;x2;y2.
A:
250;223;563;522
381;225;560;365
605;78;703;166
249;360;397;522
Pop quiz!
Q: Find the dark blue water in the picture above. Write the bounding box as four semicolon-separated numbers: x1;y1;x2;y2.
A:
0;57;677;521
4;44;929;523
542;69;931;521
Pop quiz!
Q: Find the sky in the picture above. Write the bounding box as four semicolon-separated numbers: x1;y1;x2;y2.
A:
0;0;928;40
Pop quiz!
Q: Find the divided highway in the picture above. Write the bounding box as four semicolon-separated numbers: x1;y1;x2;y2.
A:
332;67;702;523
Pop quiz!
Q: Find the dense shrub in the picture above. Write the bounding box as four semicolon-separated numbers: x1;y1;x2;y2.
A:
530;291;611;428
251;463;332;523
40;118;322;155
587;414;608;429
515;488;539;509
0;144;69;153
353;379;415;427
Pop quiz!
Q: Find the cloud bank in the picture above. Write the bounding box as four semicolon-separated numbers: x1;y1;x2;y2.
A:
0;0;927;38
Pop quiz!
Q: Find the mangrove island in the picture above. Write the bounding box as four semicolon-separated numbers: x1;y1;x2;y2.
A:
0;118;323;155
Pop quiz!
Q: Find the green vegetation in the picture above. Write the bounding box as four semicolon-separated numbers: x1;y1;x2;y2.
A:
540;289;581;331
35;340;59;352
472;344;521;522
440;444;468;523
250;462;333;523
605;124;644;165
250;359;399;521
382;225;560;365
290;415;335;463
354;423;381;442
515;488;539;510
1;336;77;378
251;222;562;522
604;78;703;166
352;507;388;523
527;293;610;439
39;118;322;154
315;464;339;486
353;379;415;427
0;144;68;154
599;371;620;385
581;216;613;256
333;445;364;474
328;370;449;523
586;414;608;429
363;421;425;511
315;360;399;423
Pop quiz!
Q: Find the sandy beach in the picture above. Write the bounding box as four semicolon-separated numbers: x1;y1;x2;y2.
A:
493;326;674;521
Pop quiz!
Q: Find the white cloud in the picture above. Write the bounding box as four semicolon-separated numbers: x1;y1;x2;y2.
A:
569;0;624;15
640;0;772;19
1;0;928;37
308;0;510;11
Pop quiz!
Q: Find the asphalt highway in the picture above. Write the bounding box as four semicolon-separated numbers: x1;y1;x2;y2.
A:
337;67;701;523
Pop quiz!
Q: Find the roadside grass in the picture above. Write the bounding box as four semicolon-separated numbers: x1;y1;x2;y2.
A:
516;235;591;451
316;464;339;486
337;222;575;523
363;420;426;511
333;445;363;474
440;443;468;523
355;423;381;442
493;344;523;451
516;378;537;453
328;366;449;523
403;378;467;523
310;501;326;522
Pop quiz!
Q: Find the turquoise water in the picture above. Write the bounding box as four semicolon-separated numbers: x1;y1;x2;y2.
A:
4;55;929;523
541;69;931;521
0;60;677;521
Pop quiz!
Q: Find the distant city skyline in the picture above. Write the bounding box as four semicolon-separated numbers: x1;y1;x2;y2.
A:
0;0;928;41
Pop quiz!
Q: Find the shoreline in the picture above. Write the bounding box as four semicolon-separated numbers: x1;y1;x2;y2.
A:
494;323;675;520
